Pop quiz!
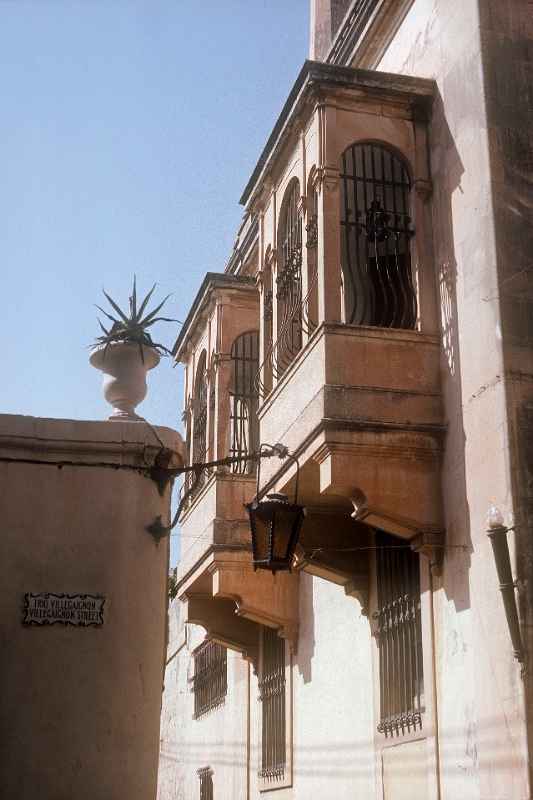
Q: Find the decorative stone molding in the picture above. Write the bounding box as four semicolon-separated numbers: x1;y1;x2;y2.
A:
410;528;446;572
315;165;340;193
183;594;259;664
344;579;369;617
414;178;433;200
210;559;299;652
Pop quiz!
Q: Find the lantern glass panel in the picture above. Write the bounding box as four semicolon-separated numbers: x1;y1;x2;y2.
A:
272;509;298;561
248;504;272;564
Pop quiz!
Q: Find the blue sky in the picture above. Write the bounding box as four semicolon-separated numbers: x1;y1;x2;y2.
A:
1;0;309;426
1;1;309;563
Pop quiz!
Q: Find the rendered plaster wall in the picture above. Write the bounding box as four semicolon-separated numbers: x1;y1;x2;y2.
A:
378;2;530;798
251;574;375;800
477;0;533;780
157;609;249;800
159;573;374;800
0;414;181;800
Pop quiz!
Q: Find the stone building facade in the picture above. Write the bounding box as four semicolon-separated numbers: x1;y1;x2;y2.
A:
158;2;533;798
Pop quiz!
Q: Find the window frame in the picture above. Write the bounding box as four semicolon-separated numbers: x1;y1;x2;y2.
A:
192;639;228;720
374;530;424;737
275;178;304;378
339;140;417;331
257;627;293;793
229;330;260;473
197;766;214;800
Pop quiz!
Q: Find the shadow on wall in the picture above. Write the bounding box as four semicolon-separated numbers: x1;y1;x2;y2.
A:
431;88;472;613
296;571;316;684
159;712;526;777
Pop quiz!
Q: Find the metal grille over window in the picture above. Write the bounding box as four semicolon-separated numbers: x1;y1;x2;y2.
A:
230;331;259;473
193;641;227;719
262;267;273;395
375;531;424;736
259;627;286;780
191;352;208;494
198;767;213;800
340;142;417;329
276;179;303;377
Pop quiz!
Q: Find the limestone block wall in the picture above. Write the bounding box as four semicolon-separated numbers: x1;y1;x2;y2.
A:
0;414;183;800
378;2;530;798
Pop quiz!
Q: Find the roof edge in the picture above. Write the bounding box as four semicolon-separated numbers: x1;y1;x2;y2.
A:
172;273;256;360
239;59;435;207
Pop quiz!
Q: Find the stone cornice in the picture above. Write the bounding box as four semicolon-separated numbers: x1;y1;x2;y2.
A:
172;272;257;361
224;215;259;276
239;59;435;208
0;415;184;469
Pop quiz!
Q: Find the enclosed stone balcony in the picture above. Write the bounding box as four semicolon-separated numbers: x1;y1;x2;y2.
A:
257;321;444;545
176;471;299;658
173;270;298;660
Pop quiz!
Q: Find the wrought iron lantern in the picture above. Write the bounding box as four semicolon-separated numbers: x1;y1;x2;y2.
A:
145;440;306;567
246;445;305;573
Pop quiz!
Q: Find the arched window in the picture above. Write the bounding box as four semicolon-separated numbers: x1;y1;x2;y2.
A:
340;142;417;329
304;173;318;334
192;351;208;491
230;331;259;473
276;179;303;376
262;256;273;396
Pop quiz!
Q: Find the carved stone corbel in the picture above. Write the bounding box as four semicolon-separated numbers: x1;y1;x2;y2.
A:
344;579;369;617
410;528;446;573
315;165;339;194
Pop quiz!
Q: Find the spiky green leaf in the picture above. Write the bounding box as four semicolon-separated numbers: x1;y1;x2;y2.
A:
140;294;172;326
102;289;130;324
136;282;157;321
95;304;120;325
130;274;137;319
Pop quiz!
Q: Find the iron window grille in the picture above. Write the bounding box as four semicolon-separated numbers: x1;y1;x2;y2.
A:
229;331;259;473
258;627;286;781
198;767;213;800
255;183;317;396
191;352;208;495
375;531;424;737
208;373;215;465
263;271;274;396
340;142;417;330
193;640;227;719
276;180;303;376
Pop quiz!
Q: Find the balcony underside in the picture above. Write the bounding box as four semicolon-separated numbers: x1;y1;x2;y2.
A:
178;548;299;655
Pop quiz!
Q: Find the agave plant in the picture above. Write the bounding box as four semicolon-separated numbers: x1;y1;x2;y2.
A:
94;276;177;361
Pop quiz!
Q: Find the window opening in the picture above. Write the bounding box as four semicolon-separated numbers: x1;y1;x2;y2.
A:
276;180;303;375
262;266;273;395
193;640;227;719
230;331;259;473
259;627;286;780
375;531;424;736
304;184;318;333
191;352;208;494
340;142;416;329
198;767;213;800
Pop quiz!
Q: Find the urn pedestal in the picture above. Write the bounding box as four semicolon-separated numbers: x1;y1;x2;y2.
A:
90;342;160;421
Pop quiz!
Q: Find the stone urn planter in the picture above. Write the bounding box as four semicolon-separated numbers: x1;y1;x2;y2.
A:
90;343;160;421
